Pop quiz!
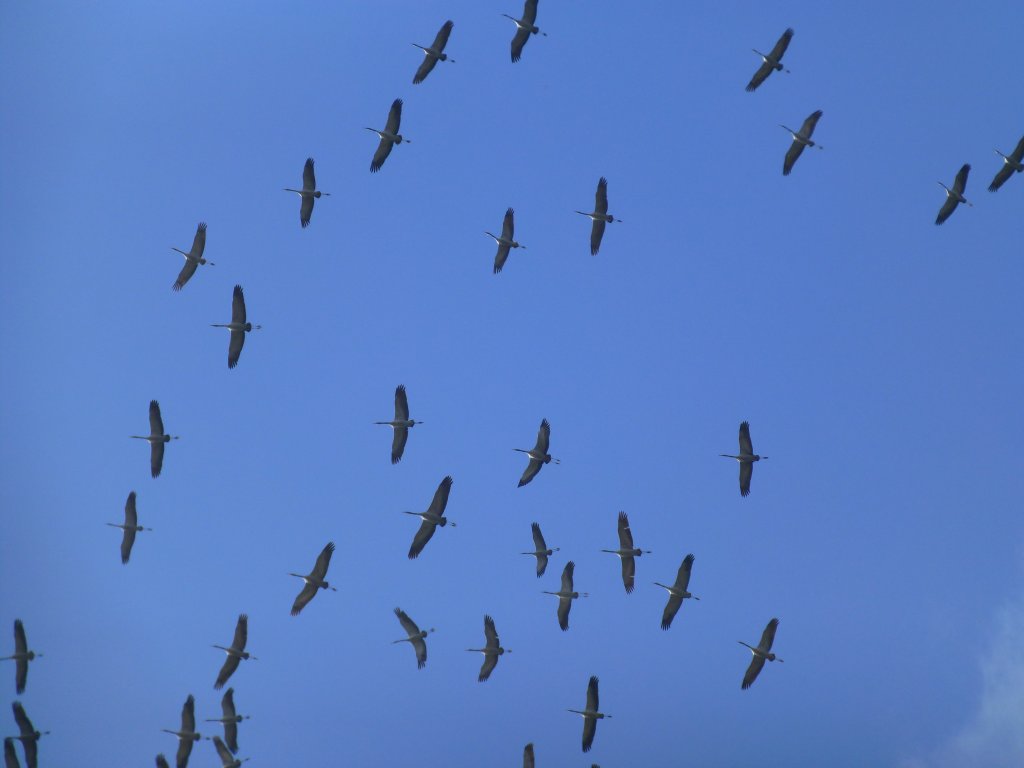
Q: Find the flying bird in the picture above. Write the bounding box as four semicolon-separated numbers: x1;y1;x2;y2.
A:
521;522;559;577
543;561;587;631
403;476;456;559
781;110;823;175
739;618;784;689
720;421;767;497
515;418;559;487
412;20;455;84
171;222;213;291
567;676;611;753
486;207;526;274
284;158;330;228
746;28;793;92
936;164;973;224
106;490;151;564
375;384;422;464
575;177;621;255
211;285;261;369
213;614;256;690
155;756;170;768
161;695;203;768
5;739;21;768
601;511;651;594
204;688;249;754
1;621;41;695
130;400;179;478
289;542;337;616
392;608;433;669
212;736;249;768
505;0;546;63
989;135;1024;192
9;703;47;768
466;615;511;682
654;554;700;629
522;743;534;768
367;99;409;173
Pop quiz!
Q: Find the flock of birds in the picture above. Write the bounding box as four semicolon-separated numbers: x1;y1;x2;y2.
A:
4;3;1021;766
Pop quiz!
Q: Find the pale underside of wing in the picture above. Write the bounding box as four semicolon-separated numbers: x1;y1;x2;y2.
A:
395;608;420;637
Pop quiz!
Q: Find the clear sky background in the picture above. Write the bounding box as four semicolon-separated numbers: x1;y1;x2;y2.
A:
2;2;1023;766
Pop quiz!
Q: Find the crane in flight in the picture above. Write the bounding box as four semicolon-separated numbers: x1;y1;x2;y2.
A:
720;421;767;497
106;490;151;564
567;676;611;753
486;207;526;274
936;164;972;225
1;621;41;695
466;615;511;682
575;177;621;255
521;522;559;577
367;99;409;173
412;20;455;84
505;0;546;63
204;688;249;755
289;542;337;616
543;561;587;631
171;222;213;291
515;418;559;487
375;384;422;464
739;617;784;689
130;400;179;478
211;285;261;369
392;608;433;669
781;110;823;175
746;28;793;92
403;476;456;559
284;158;329;228
654;554;699;629
600;511;651;593
213;614;256;690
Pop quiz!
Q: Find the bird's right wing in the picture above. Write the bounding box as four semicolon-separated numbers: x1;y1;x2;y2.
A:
478;652;499;682
213;736;234;765
394;608;420;637
935;194;958;225
483;615;499;649
413;636;428;669
395;385;410;421
557;595;571;631
560;561;575;592
221;688;236;719
531;522;546;551
175;738;193;768
676;554;694;591
371;136;395;173
594;177;609;215
125;491;138;528
151;441;165;479
502;207;515;240
413;55;438;85
215;654;240;690
620;555;636;594
181;695;196;732
299;195;314;228
224;719;239;753
783;139;806;176
173;259;199;292
121;526;136;565
12;703;32;737
590;219;606;256
522;0;539;25
5;738;21;768
616;511;634;549
385;99;403;135
510;26;531;63
408;518;437;559
745;60;774;92
535;551;548;577
312;541;335;580
290;581;318;616
1011;135;1024;163
518;457;542;486
228;331;245;369
799;110;823;138
739;461;753;497
155;754;170;768
494;243;511;274
523;743;535;768
391;426;409;464
427;475;453;517
661;593;683;630
535;419;550;453
741;654;766;689
989;163;1014;192
14;620;27;656
582;715;597;752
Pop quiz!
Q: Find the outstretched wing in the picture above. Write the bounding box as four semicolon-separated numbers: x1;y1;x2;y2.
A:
741;654;766;689
385;99;403;135
594;177;609;216
431;19;454;51
557;595;572;631
675;553;694;592
620;554;636;594
232;615;248;651
173;259;199;292
616;511;634;549
391;427;409;464
394;385;410;421
745;59;774;92
228;330;245;369
586;675;600;712
151;441;165;479
522;0;539;25
953;163;971;195
783;139;806;176
149;400;165;436
394;608;421;637
121;492;137;564
221;687;237;719
523;743;535;768
494;243;512;274
12;702;33;738
759;618;780;652
299;194;314;228
181;695;196;733
13;621;29;694
799;109;823;138
6;738;22;768
768;27;794;60
291;581;318;616
175;737;192;768
935;193;959;225
739;421;754;455
412;636;428;669
413;55;438;84
590;219;606;256
408;518;437;559
661;592;683;630
531;522;547;551
212;736;234;765
215;655;240;690
534;419;550;454
511;26;531;63
190;222;207;259
560;560;575;592
311;541;334;581
989;162;1015;192
739;461;753;497
427;476;453;517
371;136;394;173
518;458;542;487
502;207;515;240
479;653;498;682
303;157;316;193
231;285;247;325
483;615;499;649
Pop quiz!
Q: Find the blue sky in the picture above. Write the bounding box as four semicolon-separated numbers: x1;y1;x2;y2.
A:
2;1;1023;766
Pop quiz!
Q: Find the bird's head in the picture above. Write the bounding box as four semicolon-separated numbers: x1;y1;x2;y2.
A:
767;652;777;661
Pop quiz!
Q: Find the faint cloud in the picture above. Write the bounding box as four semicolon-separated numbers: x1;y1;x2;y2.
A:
909;597;1024;767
